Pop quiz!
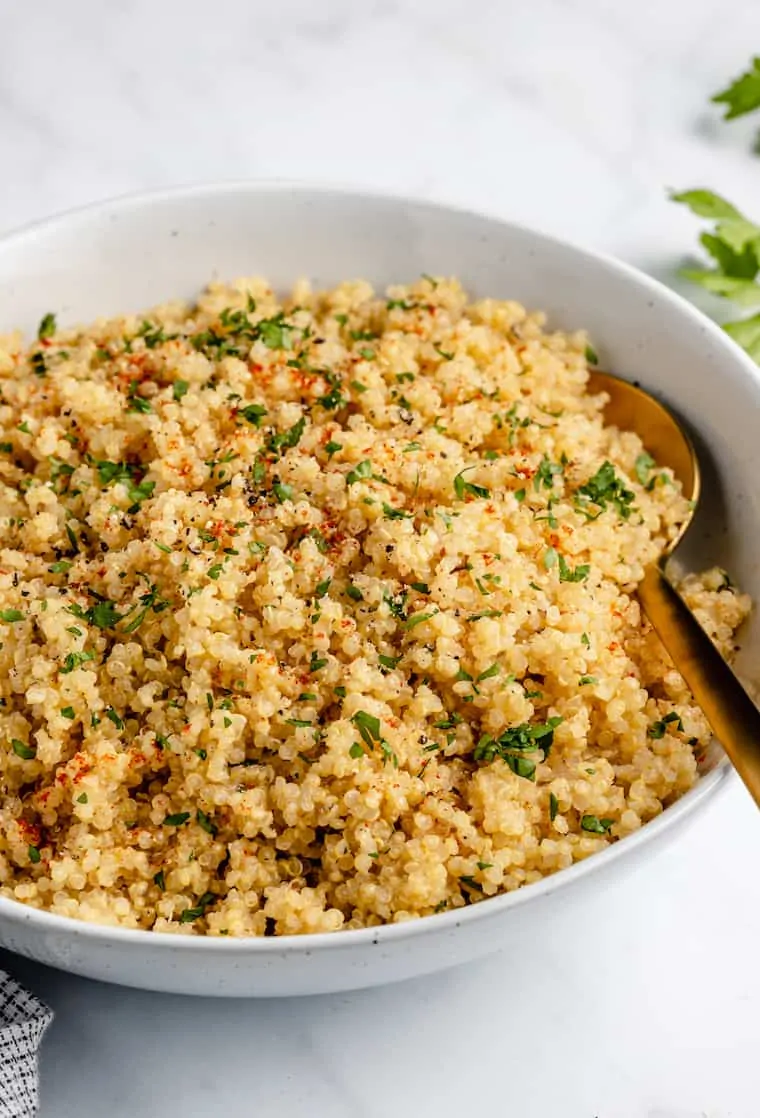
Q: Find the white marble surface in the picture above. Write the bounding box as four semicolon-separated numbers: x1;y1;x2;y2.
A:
1;0;759;1114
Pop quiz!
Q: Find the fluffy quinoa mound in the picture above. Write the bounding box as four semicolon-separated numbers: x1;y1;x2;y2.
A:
0;276;750;936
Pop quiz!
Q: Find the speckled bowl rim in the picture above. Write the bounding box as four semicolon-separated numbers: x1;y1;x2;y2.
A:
0;180;749;954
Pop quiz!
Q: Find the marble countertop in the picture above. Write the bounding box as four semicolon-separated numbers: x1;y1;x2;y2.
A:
1;1;759;1114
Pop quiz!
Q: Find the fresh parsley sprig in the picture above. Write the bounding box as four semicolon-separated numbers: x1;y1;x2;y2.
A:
711;57;760;121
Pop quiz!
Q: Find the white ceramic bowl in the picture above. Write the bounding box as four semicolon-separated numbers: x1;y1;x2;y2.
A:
0;184;758;997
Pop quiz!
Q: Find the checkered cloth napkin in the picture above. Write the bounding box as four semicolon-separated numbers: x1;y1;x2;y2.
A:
0;970;52;1117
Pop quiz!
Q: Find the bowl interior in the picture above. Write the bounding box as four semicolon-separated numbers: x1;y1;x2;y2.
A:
1;183;758;788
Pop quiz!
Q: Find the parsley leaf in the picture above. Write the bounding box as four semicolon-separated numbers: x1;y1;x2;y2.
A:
257;316;293;350
60;650;95;674
12;739;36;759
453;467;490;501
724;315;760;362
576;461;634;519
95;460;155;507
346;459;373;486
533;456;564;492
581;815;614;834
239;403;267;426
351;710;381;749
557;554;590;583
711;57;760;121
0;609;25;622
473;718;563;780
635;452;656;486
382;503;411;520
38;313;57;340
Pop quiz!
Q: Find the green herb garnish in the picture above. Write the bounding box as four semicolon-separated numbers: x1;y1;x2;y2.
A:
196;809;217;836
453;467;490;501
239;403;267;426
60;650;95;674
581;815;614;834
382;503;411;520
12;739;36;759
557;554;590;583
473;717;563;780
38;312;57;340
533;456;564;492
346;459;373;486
711;57;760;121
576;461;634;519
0;609;24;622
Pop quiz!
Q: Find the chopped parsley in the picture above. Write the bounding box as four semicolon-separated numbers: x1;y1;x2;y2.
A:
12;739;36;760
272;481;294;504
28;845;41;864
196;809;217;836
351;710;381;748
557;554;590;583
404;611;435;630
0;609;25;623
576;462;634;519
105;707;125;730
173;379;189;401
38;312;57;340
635;451;656;486
257;316;293;350
346;459;373;486
549;792;559;821
382;503;411;520
649;711;683;738
473;718;563;781
126;381;153;413
534;456;564;492
61;706;76;720
581;815;614;834
95;460;155;507
476;663;500;682
68;598;123;630
325;440;342;458
239;403;267;426
164;812;191;826
453;468;490;501
60;650;95;674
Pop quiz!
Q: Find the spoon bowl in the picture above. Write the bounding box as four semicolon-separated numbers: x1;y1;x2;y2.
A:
589;369;760;807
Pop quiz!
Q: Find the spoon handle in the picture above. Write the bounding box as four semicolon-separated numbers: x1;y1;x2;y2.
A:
639;564;760;808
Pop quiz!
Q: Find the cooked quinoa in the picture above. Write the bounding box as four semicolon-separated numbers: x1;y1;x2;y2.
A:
0;276;750;936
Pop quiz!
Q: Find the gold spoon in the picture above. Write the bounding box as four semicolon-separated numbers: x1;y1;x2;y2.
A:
588;370;760;808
